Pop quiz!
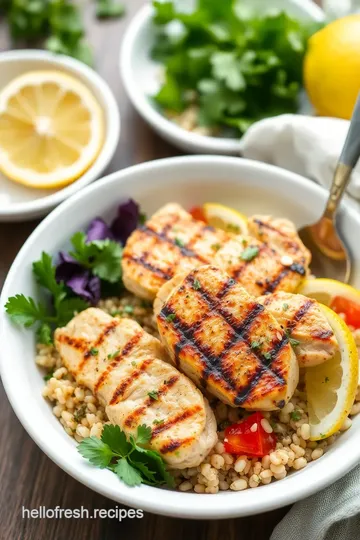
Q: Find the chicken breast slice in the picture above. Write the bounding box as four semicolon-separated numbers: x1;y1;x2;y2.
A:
54;308;217;469
155;265;299;410
257;292;339;367
122;204;311;300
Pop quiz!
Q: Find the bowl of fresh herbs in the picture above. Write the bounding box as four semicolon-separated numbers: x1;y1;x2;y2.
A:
120;0;325;154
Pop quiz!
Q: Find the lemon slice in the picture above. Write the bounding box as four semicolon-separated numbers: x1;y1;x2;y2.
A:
305;304;358;440
298;278;360;307
0;70;105;189
203;203;248;235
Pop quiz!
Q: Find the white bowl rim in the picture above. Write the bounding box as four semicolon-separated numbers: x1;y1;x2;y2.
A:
2;155;360;519
0;49;120;219
120;1;325;155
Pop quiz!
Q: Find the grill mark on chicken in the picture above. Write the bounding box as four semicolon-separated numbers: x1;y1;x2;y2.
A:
151;405;202;439
77;319;119;373
55;334;88;352
123;375;180;428
253;218;301;250
185;223;217;252
122;253;173;280
109;357;154;405
94;331;143;394
217;277;237;299
231;244;268;280
264;263;306;293
140;225;210;263
311;329;334;340
286;299;313;331
160;437;195;454
161;279;286;405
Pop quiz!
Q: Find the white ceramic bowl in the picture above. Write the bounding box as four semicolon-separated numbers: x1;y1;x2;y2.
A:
120;1;325;155
1;156;360;519
0;50;120;222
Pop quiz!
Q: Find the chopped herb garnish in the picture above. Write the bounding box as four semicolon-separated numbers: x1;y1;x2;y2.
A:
263;352;271;360
193;279;201;290
107;350;120;359
282;303;289;311
240;246;259;261
153;419;164;425
123;305;134;314
241;238;248;246
43;371;54;382
74;404;87;422
77;424;174;487
131;361;137;367
148;391;159;401
211;243;221;251
174;237;185;248
324;376;330;383
290;410;301;422
289;337;300;348
320;433;326;439
251;340;260;349
111;310;121;317
165;313;176;322
89;348;99;356
227;224;240;234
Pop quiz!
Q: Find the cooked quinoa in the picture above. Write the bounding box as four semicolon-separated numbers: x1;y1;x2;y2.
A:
37;293;360;494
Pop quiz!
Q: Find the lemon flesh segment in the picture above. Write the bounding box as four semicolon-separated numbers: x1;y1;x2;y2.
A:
298;278;360;307
305;304;358;441
0;71;105;189
203;203;248;235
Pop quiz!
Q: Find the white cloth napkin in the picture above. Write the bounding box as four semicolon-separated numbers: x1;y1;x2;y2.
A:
242;113;360;540
241;114;360;202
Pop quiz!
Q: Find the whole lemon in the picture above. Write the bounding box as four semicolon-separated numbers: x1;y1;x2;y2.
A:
304;15;360;119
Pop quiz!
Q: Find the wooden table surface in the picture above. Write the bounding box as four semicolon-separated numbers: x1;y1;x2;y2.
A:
0;1;296;538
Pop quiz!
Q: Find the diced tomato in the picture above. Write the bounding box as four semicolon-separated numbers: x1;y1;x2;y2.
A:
189;205;206;222
330;296;360;329
224;412;277;457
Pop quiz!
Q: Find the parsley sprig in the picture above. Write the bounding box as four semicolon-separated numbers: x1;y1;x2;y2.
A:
78;424;175;488
5;252;88;345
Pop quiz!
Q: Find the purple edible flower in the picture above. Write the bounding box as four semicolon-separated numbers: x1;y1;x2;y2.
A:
55;252;101;304
86;217;114;242
111;198;140;244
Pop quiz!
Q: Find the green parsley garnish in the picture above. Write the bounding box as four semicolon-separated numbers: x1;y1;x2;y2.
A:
165;313;176;322
148;391;159;401
89;348;99;356
226;224;240;234
123;305;134;314
77;424;174;487
74;404;87;423
153;419;164;425
211;243;221;252
96;0;126;19
289;337;300;348
193;279;201;290
174;237;185;248
290;410;301;422
282;303;289;311
43;371;54;382
240;246;259;261
263;352;271;360
107;350;120;359
131;361;137;367
5;252;89;344
251;341;260;349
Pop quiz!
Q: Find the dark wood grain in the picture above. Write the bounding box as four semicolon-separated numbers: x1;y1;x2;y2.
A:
0;1;296;538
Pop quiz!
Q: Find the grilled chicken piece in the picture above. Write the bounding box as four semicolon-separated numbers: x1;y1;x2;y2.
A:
122;203;229;300
122;204;311;300
257;292;339;367
154;265;299;410
54;308;217;469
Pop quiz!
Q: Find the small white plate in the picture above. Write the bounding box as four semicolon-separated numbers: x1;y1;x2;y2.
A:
0;50;120;222
120;0;325;155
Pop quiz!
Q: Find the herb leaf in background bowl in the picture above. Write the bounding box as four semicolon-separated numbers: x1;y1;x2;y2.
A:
151;0;322;135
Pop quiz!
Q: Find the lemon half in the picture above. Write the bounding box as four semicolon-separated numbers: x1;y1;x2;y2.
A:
305;304;358;441
0;70;105;189
203;203;248;235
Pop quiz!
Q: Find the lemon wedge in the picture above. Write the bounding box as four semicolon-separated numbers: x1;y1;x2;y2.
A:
298;278;360;309
305;304;358;440
0;70;105;189
203;203;248;235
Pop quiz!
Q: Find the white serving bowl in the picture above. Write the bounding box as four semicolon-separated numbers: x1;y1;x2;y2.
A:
0;50;120;222
1;156;360;519
120;1;325;155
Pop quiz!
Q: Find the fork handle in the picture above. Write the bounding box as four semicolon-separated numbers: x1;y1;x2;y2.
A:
324;93;360;219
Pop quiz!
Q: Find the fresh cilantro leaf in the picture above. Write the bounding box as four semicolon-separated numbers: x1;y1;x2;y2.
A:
115;458;142;486
153;73;184;112
136;424;152;445
240;246;259;261
128;459;157;485
89;348;99;356
282;303;289;311
77;437;113;468
134;448;175;488
101;424;131;456
289;337;300;347
108;350;120;359
33;252;65;301
96;0;125;19
165;313;176;322
56;297;89;327
153;419;164;425
174;237;185;248
44;371;54;382
5;294;49;327
211;51;246;91
36;323;53;345
148;391;159;401
251;340;260;349
263;352;271;361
